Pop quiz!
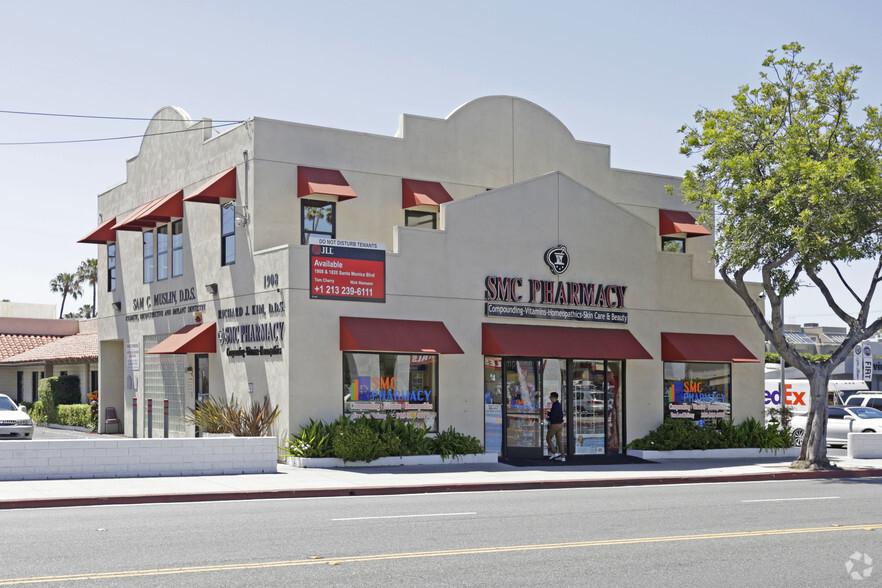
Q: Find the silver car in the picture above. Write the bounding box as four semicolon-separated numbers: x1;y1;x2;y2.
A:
790;405;882;447
0;394;34;440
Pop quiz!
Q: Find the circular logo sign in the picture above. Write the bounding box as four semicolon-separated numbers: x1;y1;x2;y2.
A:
544;245;569;275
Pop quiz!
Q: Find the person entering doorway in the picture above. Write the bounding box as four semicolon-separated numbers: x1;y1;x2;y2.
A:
546;391;565;461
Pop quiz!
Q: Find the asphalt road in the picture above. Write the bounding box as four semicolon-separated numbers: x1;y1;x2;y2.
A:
3;477;879;586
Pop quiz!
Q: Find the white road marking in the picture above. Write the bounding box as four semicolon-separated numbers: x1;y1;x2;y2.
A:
741;496;840;503
332;511;477;521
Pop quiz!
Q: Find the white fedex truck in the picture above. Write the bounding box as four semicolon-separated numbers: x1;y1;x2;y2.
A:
764;379;868;416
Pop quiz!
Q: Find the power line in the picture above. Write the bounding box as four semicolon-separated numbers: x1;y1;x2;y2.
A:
0;109;243;123
0;121;244;146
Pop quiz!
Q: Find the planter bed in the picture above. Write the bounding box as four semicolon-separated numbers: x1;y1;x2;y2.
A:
289;453;498;468
628;447;800;461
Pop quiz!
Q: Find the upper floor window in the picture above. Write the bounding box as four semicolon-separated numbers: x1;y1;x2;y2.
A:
661;236;685;253
157;225;169;281
301;199;335;244
221;203;235;266
405;210;437;229
171;220;183;277
143;231;154;284
107;242;117;292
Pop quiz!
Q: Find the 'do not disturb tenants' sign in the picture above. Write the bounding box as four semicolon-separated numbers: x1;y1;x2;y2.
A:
310;237;386;303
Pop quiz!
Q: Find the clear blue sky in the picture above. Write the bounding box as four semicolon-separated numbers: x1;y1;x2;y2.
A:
3;0;881;326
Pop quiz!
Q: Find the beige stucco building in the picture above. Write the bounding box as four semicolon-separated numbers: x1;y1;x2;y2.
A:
79;96;763;460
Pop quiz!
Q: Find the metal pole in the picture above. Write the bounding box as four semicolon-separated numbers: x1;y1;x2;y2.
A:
779;298;787;424
147;398;153;438
132;396;137;438
163;399;169;438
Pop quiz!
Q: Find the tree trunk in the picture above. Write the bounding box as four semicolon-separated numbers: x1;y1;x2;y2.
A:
791;369;835;470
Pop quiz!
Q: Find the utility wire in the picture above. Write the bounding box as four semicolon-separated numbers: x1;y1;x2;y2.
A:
0;121;244;146
0;109;243;123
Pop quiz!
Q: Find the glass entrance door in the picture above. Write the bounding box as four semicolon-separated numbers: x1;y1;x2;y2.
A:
502;359;569;459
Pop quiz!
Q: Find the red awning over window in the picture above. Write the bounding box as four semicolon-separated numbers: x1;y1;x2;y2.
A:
78;217;117;244
298;166;356;201
402;179;453;208
146;323;217;355
340;317;463;354
661;332;759;363
482;323;652;359
659;210;711;237
184;168;237;204
113;190;184;231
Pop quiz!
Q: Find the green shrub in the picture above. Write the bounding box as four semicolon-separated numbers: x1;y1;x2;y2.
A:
37;382;58;424
284;417;340;458
54;375;81;405
29;401;47;424
627;418;792;451
283;416;482;461
57;404;94;429
332;420;383;463
185;396;280;436
430;426;484;460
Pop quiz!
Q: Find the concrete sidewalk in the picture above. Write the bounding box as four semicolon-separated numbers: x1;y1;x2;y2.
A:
3;454;882;510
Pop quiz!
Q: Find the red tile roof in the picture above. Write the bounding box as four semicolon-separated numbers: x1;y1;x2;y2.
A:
0;333;97;364
0;334;63;361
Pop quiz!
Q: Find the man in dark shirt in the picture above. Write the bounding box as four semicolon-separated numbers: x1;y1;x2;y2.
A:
546;392;565;461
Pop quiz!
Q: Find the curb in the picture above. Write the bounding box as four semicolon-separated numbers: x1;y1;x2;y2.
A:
3;468;881;510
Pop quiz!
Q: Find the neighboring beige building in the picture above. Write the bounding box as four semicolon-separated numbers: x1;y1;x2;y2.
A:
79;96;764;460
0;316;97;403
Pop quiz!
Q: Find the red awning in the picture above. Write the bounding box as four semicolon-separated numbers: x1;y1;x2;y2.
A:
340;317;463;354
298;166;356;201
114;190;184;231
402;179;453;208
184;168;237;204
482;323;652;359
661;332;759;363
78;217;117;244
659;209;711;237
146;323;217;355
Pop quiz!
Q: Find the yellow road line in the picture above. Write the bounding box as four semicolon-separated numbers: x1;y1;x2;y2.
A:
1;523;876;585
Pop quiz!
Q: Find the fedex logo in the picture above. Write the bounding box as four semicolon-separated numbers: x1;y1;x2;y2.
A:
764;384;806;407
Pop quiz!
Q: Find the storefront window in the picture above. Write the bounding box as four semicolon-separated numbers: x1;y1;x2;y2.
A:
483;357;503;454
663;362;732;424
343;352;437;431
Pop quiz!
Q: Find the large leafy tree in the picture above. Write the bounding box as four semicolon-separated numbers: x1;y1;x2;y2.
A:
676;43;882;470
49;272;82;319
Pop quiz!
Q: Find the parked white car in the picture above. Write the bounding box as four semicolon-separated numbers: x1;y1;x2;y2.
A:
790;405;882;447
0;394;34;440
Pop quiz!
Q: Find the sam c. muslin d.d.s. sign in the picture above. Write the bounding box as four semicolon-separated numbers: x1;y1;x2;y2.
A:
310;237;386;303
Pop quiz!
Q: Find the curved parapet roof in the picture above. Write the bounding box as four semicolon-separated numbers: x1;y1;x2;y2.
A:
446;95;576;141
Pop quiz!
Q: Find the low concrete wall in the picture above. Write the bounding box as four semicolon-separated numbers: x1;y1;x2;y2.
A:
289;453;498;468
848;433;882;458
0;437;278;481
628;447;800;461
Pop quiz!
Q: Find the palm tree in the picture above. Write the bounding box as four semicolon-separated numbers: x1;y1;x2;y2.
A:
76;258;98;317
50;272;82;319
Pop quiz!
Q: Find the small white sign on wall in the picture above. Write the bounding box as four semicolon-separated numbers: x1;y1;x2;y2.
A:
125;342;140;371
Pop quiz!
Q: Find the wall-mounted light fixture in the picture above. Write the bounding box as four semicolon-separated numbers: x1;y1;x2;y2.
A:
112;301;122;311
222;201;249;227
185;366;194;375
205;283;218;295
